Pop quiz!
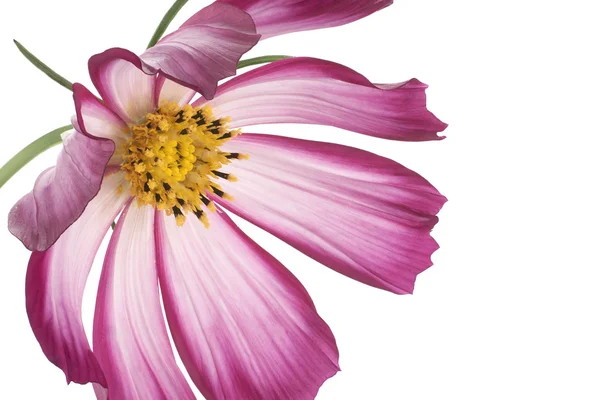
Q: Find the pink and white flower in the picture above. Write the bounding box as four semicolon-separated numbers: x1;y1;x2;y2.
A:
9;1;447;399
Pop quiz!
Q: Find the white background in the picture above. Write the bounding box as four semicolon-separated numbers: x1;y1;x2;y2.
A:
1;0;599;399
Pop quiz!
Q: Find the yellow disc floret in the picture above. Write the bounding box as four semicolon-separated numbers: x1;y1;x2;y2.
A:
120;101;246;227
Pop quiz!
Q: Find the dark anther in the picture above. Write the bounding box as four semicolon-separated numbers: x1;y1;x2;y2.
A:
193;209;204;219
200;195;211;206
218;133;232;140
143;182;151;192
173;206;183;216
155;193;162;203
211;186;225;197
195;117;206;126
163;183;172;191
212;170;229;180
212;119;222;127
225;153;239;159
154;157;159;162
180;129;189;135
146;172;153;180
209;128;220;135
177;198;185;206
146;122;153;129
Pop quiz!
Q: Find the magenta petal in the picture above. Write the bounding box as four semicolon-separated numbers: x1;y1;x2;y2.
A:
93;383;108;400
88;48;157;124
217;0;392;38
93;204;194;400
8;130;115;252
214;134;447;294
141;2;261;100
155;74;196;106
26;173;129;386
197;57;447;141
155;208;339;400
72;83;128;146
72;83;128;169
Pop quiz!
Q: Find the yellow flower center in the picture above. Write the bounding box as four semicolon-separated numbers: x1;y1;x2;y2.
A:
120;101;246;227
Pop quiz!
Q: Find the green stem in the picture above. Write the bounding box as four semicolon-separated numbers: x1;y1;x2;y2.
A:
0;125;71;190
147;0;189;49
13;40;73;92
237;55;292;69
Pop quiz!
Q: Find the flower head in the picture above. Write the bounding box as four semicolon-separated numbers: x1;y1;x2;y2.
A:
120;100;240;226
9;1;447;399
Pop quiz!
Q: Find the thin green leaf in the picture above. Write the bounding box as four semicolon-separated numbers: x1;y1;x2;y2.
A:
237;55;292;70
0;125;71;190
147;0;189;49
13;40;73;92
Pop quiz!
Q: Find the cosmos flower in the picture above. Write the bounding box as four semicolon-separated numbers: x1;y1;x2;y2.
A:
8;1;447;399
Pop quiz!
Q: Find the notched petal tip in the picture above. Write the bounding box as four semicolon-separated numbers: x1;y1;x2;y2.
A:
399;77;449;139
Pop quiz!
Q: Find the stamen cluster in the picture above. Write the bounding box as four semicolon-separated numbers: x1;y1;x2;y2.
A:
120;101;245;227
